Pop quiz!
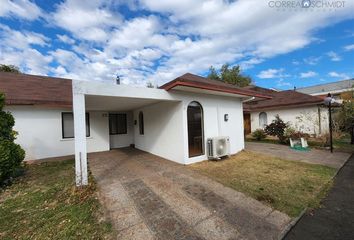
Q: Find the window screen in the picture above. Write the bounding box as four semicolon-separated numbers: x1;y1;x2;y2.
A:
109;113;127;135
62;112;90;138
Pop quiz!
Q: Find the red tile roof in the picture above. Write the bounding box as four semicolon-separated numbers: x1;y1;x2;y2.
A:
160;73;272;99
0;72;72;108
243;90;323;112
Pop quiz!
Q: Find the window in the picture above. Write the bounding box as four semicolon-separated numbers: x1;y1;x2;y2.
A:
259;112;268;128
187;101;204;157
109;113;127;135
139;111;144;135
62;112;90;139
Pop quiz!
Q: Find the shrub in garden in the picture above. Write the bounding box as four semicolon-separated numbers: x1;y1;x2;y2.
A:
252;129;267;141
265;115;288;143
0;93;25;186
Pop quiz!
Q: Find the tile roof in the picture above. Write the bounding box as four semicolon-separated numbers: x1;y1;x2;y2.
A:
243;90;323;112
296;79;354;95
0;72;72;107
160;73;272;99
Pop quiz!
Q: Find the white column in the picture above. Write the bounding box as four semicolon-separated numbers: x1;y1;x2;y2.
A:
73;92;88;186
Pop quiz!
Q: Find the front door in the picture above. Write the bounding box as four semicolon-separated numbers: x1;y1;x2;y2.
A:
243;113;251;135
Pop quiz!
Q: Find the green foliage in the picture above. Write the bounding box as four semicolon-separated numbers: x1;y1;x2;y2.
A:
0;93;25;186
252;129;267;141
265;115;289;143
0;64;21;73
207;64;252;87
207;66;220;81
336;100;354;133
284;126;310;139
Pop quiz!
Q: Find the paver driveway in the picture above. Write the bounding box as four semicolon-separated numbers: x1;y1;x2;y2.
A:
89;148;291;240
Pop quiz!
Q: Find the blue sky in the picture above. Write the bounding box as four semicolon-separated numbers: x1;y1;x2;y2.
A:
0;0;353;89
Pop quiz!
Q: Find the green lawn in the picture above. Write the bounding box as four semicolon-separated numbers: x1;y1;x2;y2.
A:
191;151;336;217
0;160;113;240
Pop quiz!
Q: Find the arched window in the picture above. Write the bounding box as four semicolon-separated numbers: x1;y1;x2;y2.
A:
259;112;268;128
187;101;204;157
139;111;144;135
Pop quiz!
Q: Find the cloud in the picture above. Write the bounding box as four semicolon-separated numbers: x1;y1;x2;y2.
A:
328;71;349;79
303;56;321;65
326;51;341;61
257;68;289;79
344;44;354;51
1;0;354;86
300;71;318;78
51;0;122;42
56;34;75;44
0;24;50;49
0;0;41;20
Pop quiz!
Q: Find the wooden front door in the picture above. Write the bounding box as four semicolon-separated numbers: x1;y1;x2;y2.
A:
243;113;251;135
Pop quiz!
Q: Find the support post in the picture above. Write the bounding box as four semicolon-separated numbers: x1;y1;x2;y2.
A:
328;101;333;153
73;93;88;186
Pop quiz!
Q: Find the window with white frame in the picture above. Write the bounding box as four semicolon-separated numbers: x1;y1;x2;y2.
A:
259;112;268;128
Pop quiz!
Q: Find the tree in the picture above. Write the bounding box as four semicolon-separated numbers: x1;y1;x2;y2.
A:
207;66;220;81
0;64;21;73
207;64;252;87
264;115;289;143
0;93;25;186
336;89;354;144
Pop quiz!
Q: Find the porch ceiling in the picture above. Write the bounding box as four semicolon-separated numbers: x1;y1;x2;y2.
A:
85;95;161;111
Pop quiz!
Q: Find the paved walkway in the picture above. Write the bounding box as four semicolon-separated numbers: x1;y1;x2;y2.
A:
245;142;350;169
284;154;354;240
88;148;291;240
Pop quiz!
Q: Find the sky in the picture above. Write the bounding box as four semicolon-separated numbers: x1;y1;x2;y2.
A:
0;0;353;89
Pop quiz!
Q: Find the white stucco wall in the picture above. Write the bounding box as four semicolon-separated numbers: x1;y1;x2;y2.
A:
109;112;134;148
133;101;185;164
250;106;329;135
6;106;110;161
175;91;245;164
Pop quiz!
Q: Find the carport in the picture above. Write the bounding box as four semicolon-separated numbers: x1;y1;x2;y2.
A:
72;80;179;186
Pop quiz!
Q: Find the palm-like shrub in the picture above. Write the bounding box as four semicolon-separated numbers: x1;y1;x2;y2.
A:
265;115;288;143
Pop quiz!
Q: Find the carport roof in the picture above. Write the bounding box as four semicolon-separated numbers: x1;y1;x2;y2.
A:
159;73;272;99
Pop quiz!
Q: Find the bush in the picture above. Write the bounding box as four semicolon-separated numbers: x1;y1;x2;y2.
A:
252;129;267;141
265;115;288;143
0;93;25;186
285;127;310;140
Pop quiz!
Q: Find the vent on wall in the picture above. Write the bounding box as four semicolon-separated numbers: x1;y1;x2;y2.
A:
207;136;230;159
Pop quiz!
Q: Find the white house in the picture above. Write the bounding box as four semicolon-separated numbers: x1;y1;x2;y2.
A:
243;86;329;136
0;72;268;186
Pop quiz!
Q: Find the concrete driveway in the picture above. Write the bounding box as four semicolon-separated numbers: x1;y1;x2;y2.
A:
89;148;290;240
246;142;351;169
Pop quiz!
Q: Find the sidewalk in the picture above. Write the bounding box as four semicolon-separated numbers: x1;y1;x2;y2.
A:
284;153;354;240
245;142;350;169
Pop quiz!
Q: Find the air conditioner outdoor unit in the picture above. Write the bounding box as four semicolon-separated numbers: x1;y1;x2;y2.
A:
207;136;230;159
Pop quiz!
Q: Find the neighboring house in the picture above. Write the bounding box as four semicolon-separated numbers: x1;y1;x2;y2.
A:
243;86;328;136
0;72;268;185
296;79;354;101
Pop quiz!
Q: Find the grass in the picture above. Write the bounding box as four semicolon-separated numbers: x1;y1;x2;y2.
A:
246;136;354;153
0;160;113;240
190;151;336;217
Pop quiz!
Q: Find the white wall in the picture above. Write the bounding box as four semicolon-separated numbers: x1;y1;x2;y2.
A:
250;106;329;135
133;101;185;164
6;106;110;161
174;91;244;164
109;112;134;148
